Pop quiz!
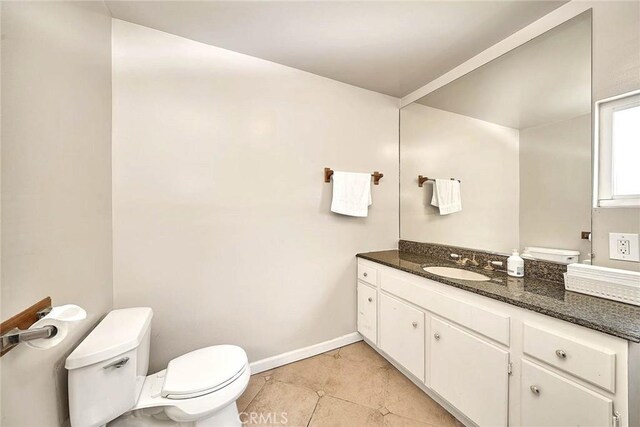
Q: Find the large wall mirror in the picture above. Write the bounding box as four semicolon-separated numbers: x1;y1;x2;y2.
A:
400;11;592;262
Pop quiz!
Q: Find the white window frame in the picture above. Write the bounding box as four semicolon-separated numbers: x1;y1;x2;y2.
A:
593;89;640;208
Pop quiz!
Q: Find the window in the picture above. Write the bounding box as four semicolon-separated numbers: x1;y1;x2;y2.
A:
594;90;640;207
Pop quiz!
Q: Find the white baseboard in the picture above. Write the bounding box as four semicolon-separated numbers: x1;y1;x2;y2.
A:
249;332;363;374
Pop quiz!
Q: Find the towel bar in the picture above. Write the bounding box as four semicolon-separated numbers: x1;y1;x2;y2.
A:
418;175;461;187
324;167;384;185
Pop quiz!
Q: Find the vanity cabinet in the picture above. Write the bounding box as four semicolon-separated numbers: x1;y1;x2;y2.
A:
357;258;634;427
379;293;425;380
430;317;509;426
520;360;613;427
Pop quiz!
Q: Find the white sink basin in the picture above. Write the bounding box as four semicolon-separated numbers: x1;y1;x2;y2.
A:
422;266;491;282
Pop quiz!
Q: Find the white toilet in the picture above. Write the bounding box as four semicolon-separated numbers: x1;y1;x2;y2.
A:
65;307;250;426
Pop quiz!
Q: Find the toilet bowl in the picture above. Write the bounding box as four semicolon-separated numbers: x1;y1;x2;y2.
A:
66;308;250;426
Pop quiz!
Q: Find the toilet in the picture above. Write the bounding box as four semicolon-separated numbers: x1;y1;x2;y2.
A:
65;307;250;426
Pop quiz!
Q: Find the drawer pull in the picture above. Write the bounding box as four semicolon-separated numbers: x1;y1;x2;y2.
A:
434;332;440;340
530;385;540;395
412;321;418;328
363;272;368;277
555;349;567;359
368;297;373;302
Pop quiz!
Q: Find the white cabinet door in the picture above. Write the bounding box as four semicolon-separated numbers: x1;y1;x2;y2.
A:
521;360;613;427
379;293;425;381
357;282;377;343
430;317;509;427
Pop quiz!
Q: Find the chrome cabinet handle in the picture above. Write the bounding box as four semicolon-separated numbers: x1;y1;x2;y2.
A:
412;321;418;328
103;357;130;369
530;385;540;395
368;297;373;302
434;333;440;340
555;349;567;359
363;272;368;277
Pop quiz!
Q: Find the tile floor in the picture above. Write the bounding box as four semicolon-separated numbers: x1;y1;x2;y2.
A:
237;341;464;426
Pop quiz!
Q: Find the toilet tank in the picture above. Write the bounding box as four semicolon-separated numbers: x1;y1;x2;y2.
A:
66;307;153;427
522;247;580;264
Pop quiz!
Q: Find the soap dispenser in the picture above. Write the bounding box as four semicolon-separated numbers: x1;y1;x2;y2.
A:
507;250;524;277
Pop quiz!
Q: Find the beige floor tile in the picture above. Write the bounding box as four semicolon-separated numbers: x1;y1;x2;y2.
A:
237;375;267;412
383;413;431;427
338;341;390;368
243;381;318;426
384;368;460;427
254;369;275;378
309;395;384;427
244;342;461;427
324;355;387;410
270;354;337;392
323;348;340;357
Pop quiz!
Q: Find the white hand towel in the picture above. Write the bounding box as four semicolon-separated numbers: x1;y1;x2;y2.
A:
431;179;462;215
330;171;372;217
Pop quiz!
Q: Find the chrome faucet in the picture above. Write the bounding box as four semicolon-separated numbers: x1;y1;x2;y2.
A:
450;253;479;267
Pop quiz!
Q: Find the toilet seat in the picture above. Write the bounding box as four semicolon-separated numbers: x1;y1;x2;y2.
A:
163;345;248;399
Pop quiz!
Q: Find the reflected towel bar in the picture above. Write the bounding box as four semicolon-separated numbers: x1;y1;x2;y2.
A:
418;175;461;187
324;167;384;185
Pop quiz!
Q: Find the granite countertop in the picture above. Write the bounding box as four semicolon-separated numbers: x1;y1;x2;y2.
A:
357;250;640;343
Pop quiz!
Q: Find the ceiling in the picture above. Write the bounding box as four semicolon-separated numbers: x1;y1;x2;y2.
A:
417;12;591;130
105;1;567;98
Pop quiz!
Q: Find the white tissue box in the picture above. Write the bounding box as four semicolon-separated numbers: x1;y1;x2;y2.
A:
564;272;640;306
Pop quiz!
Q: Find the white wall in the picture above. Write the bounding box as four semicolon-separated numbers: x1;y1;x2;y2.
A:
519;114;591;258
112;20;399;371
400;104;519;253
0;2;113;425
590;1;640;271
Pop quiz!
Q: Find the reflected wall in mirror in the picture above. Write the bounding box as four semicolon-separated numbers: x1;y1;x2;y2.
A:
400;11;592;261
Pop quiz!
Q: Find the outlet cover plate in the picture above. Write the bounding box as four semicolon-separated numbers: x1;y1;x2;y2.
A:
609;233;640;262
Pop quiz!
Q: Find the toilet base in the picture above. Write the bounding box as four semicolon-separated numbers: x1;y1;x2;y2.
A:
109;402;240;427
194;403;240;427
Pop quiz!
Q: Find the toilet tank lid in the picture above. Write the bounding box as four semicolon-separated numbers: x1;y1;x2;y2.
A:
65;307;153;370
523;247;580;256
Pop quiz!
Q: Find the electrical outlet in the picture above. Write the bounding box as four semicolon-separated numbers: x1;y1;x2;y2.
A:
617;240;630;255
609;233;640;262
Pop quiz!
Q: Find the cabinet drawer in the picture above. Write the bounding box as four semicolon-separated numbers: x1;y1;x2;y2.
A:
357;283;377;344
523;323;616;392
357;262;377;286
379;293;425;381
520;360;613;427
382;271;510;345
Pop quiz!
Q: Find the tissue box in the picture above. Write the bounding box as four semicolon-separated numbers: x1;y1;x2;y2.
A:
564;264;640;306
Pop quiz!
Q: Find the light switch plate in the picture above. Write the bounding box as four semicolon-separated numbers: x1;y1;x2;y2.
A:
609;233;640;262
